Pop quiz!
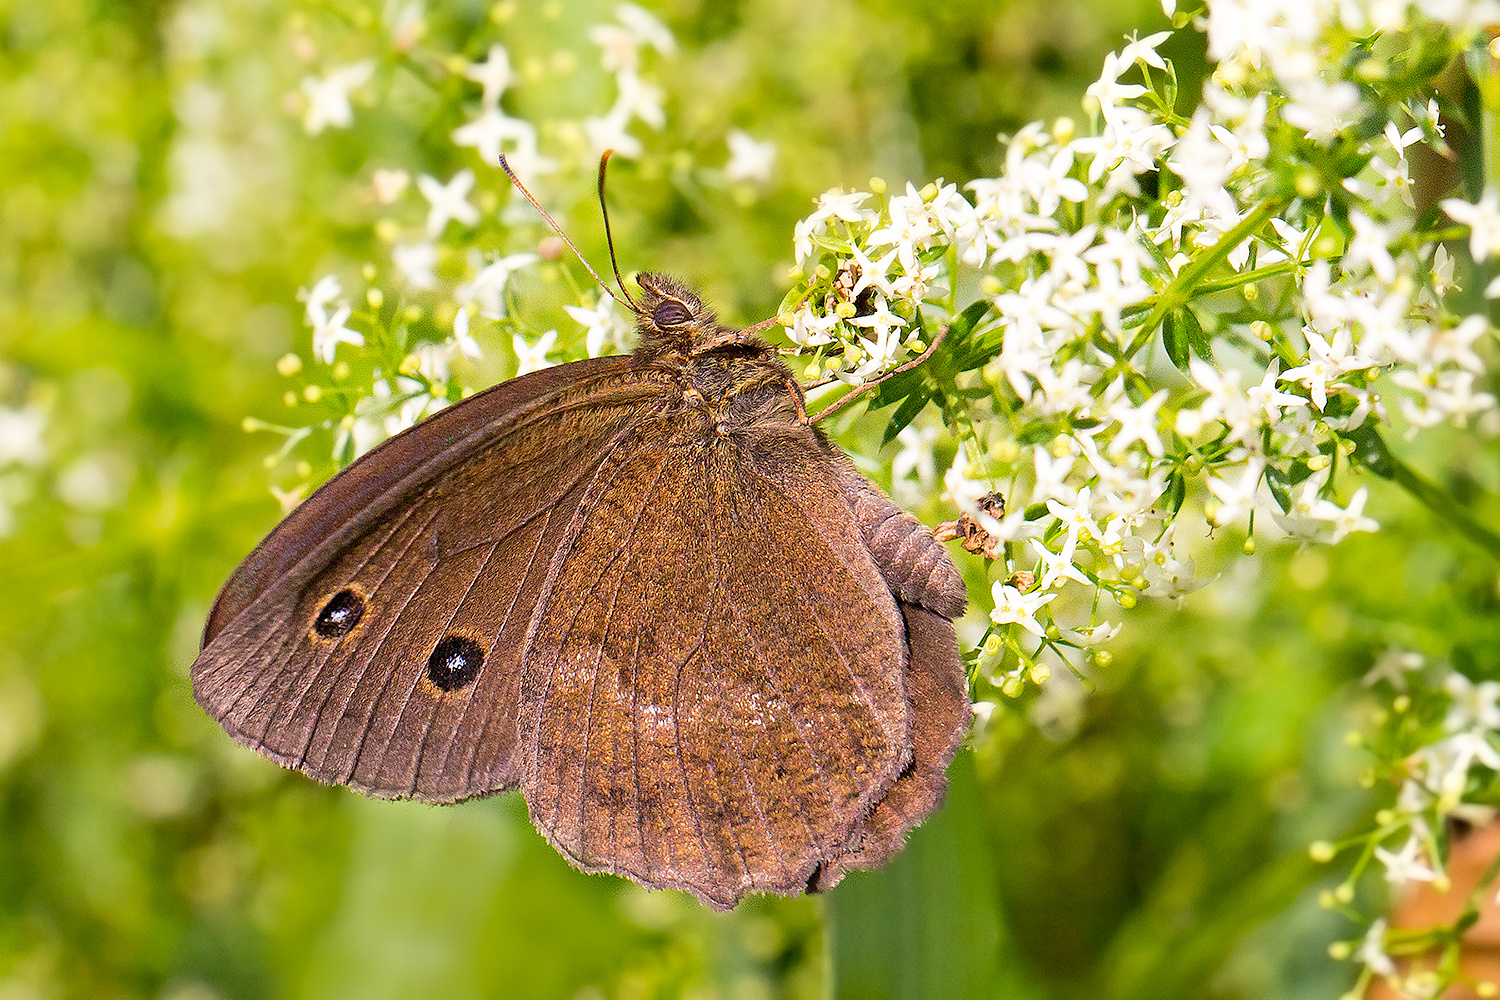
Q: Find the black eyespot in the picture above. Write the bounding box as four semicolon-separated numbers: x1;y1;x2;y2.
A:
653;300;692;327
313;589;364;638
426;635;484;691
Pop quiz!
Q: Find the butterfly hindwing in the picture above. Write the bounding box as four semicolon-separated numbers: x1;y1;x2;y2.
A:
810;465;971;888
517;415;915;908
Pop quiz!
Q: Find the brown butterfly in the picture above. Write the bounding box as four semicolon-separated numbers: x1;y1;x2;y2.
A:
191;155;970;909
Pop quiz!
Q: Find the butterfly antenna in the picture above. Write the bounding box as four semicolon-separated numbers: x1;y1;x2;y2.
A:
496;153;630;311
596;151;640;312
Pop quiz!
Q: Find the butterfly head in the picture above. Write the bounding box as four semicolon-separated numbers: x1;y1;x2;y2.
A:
633;272;765;359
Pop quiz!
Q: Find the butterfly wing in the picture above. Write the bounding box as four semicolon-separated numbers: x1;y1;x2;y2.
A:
810;469;971;889
516;415;916;908
191;357;668;803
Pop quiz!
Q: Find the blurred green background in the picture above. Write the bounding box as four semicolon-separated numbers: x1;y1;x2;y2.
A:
4;1;1499;998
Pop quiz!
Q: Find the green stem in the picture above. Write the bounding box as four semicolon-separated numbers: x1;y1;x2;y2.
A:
1384;454;1500;561
1347;424;1500;560
1122;196;1289;364
1193;260;1298;296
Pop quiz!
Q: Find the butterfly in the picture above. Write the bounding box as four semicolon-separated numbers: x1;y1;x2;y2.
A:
191;156;971;909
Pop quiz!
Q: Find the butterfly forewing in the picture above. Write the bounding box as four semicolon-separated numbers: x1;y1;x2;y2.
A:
518;417;914;908
191;358;669;802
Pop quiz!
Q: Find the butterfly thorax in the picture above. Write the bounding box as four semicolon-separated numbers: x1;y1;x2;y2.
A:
630;272;806;430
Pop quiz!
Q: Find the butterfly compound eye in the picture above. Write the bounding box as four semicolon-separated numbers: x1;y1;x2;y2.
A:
313;589;364;638
653;300;692;327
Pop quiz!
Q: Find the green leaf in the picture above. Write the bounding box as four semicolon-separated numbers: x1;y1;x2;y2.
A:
882;386;937;444
1344;421;1396;479
1162;310;1191;371
1163;470;1187;518
826;754;1006;1000
1184;305;1213;363
1265;465;1293;514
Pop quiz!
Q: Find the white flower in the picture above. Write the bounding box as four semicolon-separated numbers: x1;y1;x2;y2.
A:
589;23;641;73
811;190;876;226
371;168;410;204
417;170;480;238
787;305;840;348
565;295;632;358
1031;446;1076;502
1206;460;1264;526
1374;834;1438;886
463;44;516;107
1047;485;1096;546
1344;211;1398;283
456;252;537;318
891;424;938;501
990;582;1058;637
1118;30;1171;71
1106;388;1167;458
1309;486;1378;543
311;303;362;364
1069;620;1122;646
451;309;482;359
1087;48;1149;124
1356;918;1396;978
584;107;643;160
1280;327;1356;411
302;275;364;363
613;69;666;129
452;110;555;177
1283;80;1360;144
0;406;47;466
1445;673;1500;732
300;61;374;135
616;3;676;55
513;329;559;375
1030;535;1091;590
847;297;906;344
1362;648;1424;689
393;242;438;290
1442;190;1500;261
724;129;776;185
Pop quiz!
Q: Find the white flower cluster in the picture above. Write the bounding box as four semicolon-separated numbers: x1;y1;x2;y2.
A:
281;4;780;479
787;2;1499;690
1323;652;1500;994
278;4;685;473
0;399;48;538
582;3;674;160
